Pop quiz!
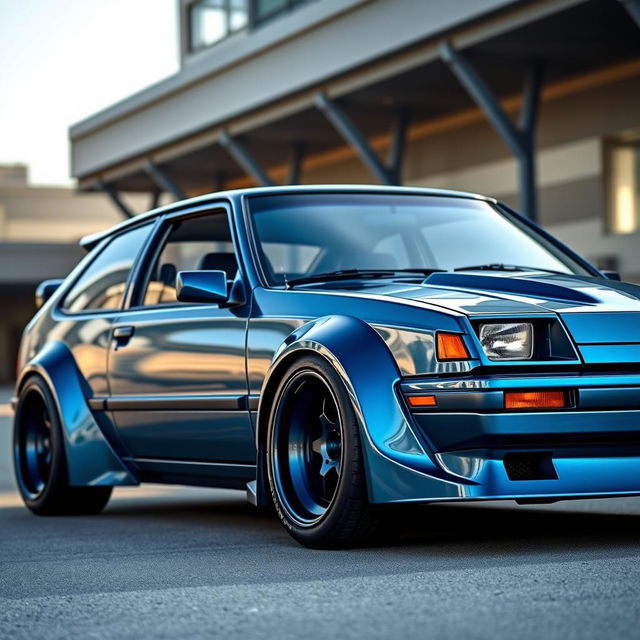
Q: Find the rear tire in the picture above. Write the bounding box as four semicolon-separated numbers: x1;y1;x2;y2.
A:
13;376;112;516
266;355;380;548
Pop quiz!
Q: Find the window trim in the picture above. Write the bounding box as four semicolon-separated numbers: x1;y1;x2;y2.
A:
56;219;159;318
123;202;245;313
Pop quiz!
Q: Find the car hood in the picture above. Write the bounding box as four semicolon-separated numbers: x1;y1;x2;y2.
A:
308;271;640;363
311;271;640;314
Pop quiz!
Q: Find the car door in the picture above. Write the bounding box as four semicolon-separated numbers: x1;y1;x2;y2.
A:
106;204;254;464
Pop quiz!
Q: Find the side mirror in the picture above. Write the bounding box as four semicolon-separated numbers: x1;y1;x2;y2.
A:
176;270;228;304
601;270;621;281
35;279;64;308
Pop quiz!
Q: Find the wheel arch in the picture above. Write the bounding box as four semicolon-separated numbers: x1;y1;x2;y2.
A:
15;341;137;487
254;315;446;506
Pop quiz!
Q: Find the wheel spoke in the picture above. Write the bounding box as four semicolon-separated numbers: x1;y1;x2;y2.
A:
319;411;335;431
320;465;340;502
319;456;339;477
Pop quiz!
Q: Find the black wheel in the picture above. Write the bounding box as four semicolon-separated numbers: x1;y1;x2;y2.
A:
266;355;379;548
13;376;112;515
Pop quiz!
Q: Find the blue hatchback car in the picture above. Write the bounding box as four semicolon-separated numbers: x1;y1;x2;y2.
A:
12;185;640;547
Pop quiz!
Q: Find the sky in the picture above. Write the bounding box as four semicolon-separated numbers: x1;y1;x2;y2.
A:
0;0;179;186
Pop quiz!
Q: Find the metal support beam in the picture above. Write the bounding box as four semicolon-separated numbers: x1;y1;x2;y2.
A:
150;189;161;210
519;64;542;135
440;42;542;222
144;160;185;201
387;107;411;185
219;130;274;186
518;63;543;220
620;0;640;27
95;179;133;219
440;42;525;158
315;92;396;185
287;142;305;185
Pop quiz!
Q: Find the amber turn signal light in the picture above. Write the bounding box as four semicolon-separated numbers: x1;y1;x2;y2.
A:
504;390;566;410
407;395;437;408
436;332;470;361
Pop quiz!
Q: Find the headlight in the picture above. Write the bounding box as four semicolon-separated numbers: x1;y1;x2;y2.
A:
479;322;533;360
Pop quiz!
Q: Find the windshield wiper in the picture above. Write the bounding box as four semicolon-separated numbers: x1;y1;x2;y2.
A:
285;268;443;288
454;263;567;275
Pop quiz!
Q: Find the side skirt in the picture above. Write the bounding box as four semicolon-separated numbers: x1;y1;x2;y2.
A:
123;457;256;491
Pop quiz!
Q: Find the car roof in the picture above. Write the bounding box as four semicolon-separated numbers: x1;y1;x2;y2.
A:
80;184;496;250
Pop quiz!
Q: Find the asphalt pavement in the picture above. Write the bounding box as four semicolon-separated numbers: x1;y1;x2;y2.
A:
1;385;640;639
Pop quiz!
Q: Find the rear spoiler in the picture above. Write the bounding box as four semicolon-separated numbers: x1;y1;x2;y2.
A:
79;230;105;251
79;211;155;251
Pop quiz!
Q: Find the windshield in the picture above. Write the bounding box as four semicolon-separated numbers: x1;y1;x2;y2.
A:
248;193;590;287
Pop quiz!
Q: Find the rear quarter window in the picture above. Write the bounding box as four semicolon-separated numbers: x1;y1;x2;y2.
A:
62;223;152;313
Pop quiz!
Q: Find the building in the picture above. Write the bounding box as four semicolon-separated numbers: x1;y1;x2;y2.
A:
68;0;640;276
69;0;640;281
0;165;150;383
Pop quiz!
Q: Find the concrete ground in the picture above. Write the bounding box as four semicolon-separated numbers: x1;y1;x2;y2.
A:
1;385;639;639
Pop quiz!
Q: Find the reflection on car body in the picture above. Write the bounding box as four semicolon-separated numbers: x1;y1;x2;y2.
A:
12;185;640;548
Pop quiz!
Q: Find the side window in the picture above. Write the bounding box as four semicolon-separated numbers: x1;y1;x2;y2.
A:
62;224;152;313
140;211;237;307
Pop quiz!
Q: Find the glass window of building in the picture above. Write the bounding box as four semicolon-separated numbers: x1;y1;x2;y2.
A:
254;0;288;22
188;0;310;52
189;0;249;51
254;0;307;25
608;142;640;235
230;0;250;31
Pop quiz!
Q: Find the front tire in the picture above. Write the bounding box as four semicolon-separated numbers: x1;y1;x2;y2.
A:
266;355;379;548
13;376;112;515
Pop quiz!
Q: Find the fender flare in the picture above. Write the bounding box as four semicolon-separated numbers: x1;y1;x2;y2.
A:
16;341;138;487
254;315;464;505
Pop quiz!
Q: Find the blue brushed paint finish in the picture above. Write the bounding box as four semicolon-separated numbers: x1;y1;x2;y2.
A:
108;299;253;462
425;272;598;304
246;287;478;396
113;411;255;462
13;185;640;509
561;311;640;343
578;344;640;364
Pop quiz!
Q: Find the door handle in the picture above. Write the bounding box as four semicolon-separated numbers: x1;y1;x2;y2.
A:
113;325;134;342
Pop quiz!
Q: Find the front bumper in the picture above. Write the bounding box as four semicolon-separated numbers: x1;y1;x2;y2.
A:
379;371;640;503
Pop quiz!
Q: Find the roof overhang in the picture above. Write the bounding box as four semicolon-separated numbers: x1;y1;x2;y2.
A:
69;0;640;196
